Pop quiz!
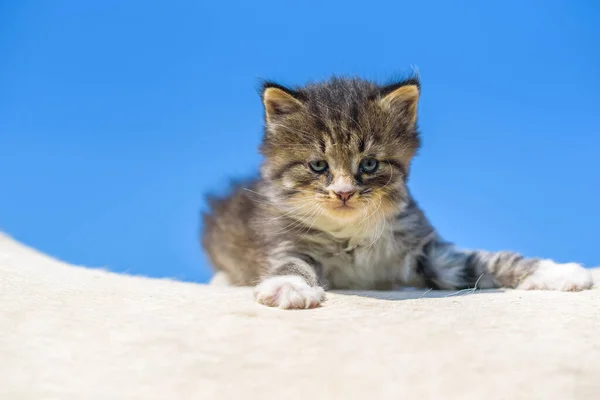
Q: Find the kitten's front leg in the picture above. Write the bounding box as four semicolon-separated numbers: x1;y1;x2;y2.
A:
254;254;326;309
419;239;594;291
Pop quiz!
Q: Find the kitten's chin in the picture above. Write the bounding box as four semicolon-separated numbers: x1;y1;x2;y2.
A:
301;197;397;237
329;205;358;217
312;211;363;238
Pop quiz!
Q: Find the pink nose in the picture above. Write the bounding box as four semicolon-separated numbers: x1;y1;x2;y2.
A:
335;191;355;202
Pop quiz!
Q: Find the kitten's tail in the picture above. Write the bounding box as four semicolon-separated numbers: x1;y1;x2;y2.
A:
209;272;232;287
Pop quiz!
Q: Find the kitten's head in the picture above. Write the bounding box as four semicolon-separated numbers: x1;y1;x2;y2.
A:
259;76;421;228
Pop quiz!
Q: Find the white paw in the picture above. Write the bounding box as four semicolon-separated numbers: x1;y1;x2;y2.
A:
254;275;325;309
518;260;594;292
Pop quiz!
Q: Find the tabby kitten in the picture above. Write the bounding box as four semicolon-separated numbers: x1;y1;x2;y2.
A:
201;75;593;309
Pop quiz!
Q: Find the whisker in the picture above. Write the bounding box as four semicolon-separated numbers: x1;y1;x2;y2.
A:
364;194;386;250
271;204;322;236
294;206;325;245
261;202;316;222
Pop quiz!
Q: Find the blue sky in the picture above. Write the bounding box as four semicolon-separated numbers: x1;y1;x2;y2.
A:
1;0;599;283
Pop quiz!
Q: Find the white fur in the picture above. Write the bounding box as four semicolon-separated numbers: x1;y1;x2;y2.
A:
518;260;594;291
209;272;231;287
254;275;325;309
326;177;357;194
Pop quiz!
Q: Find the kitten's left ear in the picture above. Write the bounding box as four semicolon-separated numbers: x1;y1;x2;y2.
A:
378;79;420;126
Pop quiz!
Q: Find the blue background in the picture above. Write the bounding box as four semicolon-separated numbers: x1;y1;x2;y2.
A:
1;0;598;283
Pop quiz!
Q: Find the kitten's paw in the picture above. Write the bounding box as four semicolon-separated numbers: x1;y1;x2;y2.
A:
254;276;325;309
518;260;594;291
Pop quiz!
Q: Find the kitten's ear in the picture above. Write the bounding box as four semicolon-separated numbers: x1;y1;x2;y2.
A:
261;82;304;122
378;79;420;126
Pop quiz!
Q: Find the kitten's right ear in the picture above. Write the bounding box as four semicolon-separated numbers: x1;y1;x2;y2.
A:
261;82;304;122
377;78;420;126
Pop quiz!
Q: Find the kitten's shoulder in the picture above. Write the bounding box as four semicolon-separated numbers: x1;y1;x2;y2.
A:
202;177;264;222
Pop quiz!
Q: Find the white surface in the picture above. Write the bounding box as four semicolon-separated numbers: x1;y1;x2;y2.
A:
1;232;599;399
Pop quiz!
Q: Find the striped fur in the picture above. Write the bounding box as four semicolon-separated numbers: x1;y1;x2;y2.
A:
201;75;593;309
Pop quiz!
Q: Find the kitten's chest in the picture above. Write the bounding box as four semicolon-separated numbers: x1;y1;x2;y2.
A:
315;229;418;290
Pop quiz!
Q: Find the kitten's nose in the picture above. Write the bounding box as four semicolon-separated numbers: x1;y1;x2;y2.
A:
334;191;356;202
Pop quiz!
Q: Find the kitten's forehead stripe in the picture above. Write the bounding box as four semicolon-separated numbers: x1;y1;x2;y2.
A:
357;137;365;153
318;137;326;153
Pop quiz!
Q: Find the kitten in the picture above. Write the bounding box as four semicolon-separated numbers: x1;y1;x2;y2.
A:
201;75;594;309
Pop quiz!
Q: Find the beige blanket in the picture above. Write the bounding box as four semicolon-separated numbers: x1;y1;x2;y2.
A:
1;232;598;399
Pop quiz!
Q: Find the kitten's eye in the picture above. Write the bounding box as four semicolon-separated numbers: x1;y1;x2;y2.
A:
360;158;379;173
308;160;329;173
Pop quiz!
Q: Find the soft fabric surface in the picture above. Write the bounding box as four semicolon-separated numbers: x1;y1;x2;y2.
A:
1;232;598;399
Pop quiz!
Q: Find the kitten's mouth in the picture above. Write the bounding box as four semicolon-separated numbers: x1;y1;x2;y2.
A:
326;202;360;215
321;198;356;209
319;197;365;215
333;203;354;210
